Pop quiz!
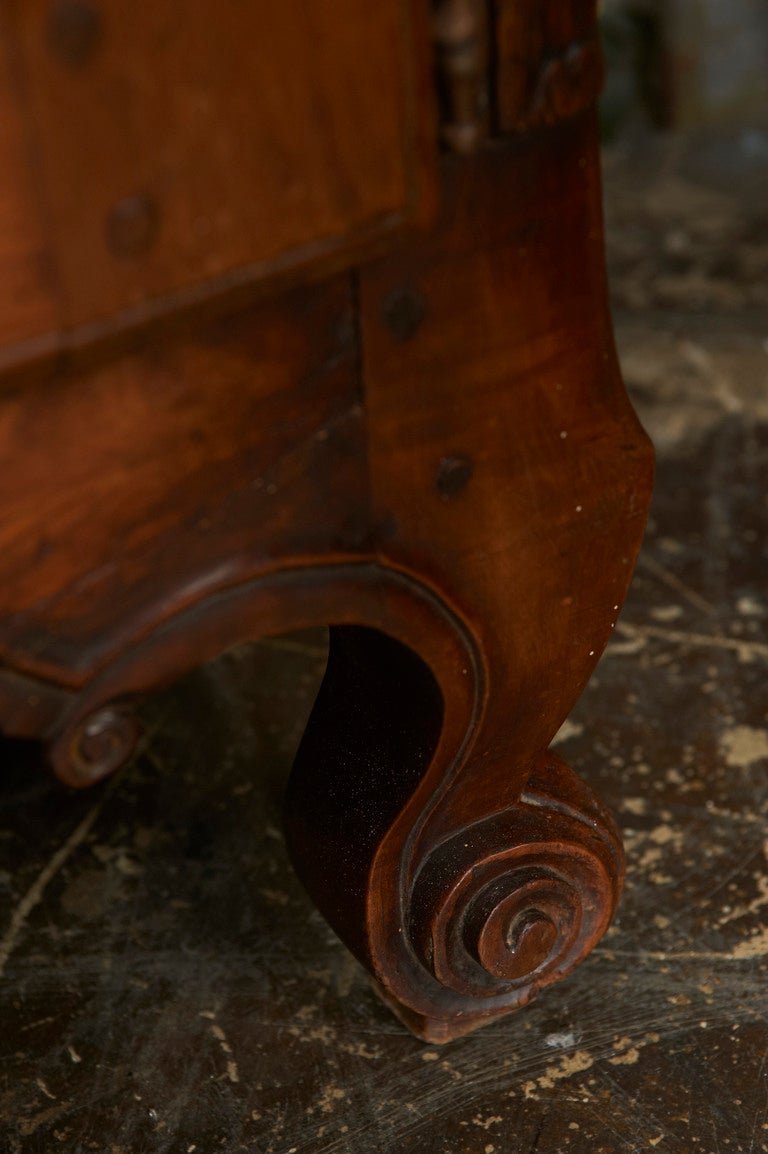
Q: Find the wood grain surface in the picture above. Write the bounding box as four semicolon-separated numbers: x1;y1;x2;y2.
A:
1;345;766;1146
0;0;661;1047
0;5;57;349
1;0;435;357
1;31;766;1134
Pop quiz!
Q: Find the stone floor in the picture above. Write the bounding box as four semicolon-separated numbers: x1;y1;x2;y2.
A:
1;138;767;1153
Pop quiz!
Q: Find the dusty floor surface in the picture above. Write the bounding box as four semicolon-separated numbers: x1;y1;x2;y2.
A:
1;135;767;1153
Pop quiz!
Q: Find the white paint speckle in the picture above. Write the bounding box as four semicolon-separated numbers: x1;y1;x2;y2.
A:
737;595;763;616
545;1031;577;1049
651;605;684;622
721;726;768;768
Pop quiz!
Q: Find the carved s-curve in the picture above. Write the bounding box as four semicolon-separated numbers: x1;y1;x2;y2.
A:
5;556;623;1043
33;561;481;794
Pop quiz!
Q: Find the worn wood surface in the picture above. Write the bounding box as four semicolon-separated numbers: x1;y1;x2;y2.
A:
0;276;365;683
2;121;768;1131
0;321;766;1148
0;0;656;1042
0;3;58;350
0;0;435;372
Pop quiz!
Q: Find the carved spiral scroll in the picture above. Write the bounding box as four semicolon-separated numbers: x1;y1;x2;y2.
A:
408;754;624;1011
50;703;141;788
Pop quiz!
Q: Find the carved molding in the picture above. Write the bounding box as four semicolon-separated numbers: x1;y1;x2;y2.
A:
432;0;490;154
515;38;605;133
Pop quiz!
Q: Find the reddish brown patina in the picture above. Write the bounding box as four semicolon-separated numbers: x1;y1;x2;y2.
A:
0;0;652;1040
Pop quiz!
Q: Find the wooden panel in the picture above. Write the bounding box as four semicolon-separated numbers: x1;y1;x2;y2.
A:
0;276;368;683
6;0;435;333
0;7;59;347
